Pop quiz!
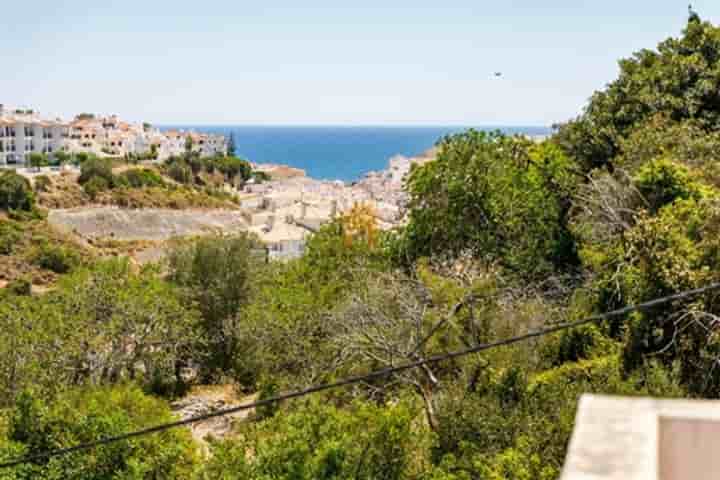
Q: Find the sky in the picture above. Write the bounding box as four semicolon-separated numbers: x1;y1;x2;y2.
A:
3;1;720;126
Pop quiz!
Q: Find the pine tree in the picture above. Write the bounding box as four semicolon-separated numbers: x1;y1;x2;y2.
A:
227;132;236;157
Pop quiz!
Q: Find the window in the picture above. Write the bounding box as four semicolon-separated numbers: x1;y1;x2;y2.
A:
24;126;33;137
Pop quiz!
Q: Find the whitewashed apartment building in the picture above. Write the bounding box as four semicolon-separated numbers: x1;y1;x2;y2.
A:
0;104;227;166
0;105;69;166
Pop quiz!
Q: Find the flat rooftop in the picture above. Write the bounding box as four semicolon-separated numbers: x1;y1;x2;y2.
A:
562;394;720;480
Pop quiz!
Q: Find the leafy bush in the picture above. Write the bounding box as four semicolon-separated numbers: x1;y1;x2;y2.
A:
556;15;720;172
198;399;424;480
33;175;51;193
0;385;198;478
83;175;110;200
393;132;578;275
164;154;252;187
634;158;707;212
78;157;115;186
0;171;35;211
168;234;257;378
4;278;31;296
167;159;193;184
0;222;21;255
0;259;199;401
32;243;81;274
116;168;166;188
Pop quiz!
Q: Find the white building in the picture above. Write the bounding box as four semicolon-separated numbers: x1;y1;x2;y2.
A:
0;105;69;166
0;104;228;166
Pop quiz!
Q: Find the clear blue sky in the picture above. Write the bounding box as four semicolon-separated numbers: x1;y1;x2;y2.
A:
2;1;719;126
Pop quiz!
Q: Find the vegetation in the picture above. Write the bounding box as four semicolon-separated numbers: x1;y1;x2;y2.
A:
2;12;720;479
27;153;48;170
0;385;197;479
168;234;259;379
33;175;51;193
0;217;88;286
0;171;35;212
164;154;253;188
391;132;578;276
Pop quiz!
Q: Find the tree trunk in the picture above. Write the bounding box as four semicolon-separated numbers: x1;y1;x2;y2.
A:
415;382;439;431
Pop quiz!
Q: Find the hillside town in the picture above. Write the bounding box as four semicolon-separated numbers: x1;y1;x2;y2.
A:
0;104;226;166
238;149;435;258
1;103;438;261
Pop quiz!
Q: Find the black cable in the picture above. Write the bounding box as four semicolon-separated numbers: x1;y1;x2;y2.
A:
1;282;718;469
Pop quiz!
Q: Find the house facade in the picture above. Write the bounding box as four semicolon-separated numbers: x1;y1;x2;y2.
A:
0;105;69;166
0;104;227;166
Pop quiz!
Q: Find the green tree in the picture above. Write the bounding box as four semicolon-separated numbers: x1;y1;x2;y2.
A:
53;151;70;166
167;234;257;378
0;259;199;403
78;157;115;186
0;171;35;212
27;153;48;171
227;132;236;157
556;13;720;172
393;131;578;276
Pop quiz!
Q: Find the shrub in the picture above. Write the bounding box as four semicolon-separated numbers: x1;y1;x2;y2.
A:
78;157;115;186
168;234;258;378
0;222;21;255
73;152;91;165
32;243;81;274
116;168;165;188
5;278;31;296
27;152;48;170
0;386;198;478
83;175;110;200
0;171;35;211
394;132;579;275
33;175;51;193
634;158;706;212
199;399;422;479
167;160;193;184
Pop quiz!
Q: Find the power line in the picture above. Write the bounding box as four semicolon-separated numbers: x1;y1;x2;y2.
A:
1;282;719;469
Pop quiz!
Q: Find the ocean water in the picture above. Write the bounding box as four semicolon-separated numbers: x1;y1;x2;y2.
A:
161;126;552;182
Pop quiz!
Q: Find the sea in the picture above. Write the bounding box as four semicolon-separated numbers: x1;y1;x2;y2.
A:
160;126;552;182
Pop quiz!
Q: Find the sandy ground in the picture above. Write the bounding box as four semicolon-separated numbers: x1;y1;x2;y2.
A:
171;385;257;449
48;207;250;242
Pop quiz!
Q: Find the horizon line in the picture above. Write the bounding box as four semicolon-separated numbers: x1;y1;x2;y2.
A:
155;123;554;128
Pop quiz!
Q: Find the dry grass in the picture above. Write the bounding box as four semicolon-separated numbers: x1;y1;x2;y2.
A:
35;169;241;210
0;215;94;286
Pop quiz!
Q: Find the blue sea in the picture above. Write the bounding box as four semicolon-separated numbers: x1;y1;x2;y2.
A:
161;126;552;182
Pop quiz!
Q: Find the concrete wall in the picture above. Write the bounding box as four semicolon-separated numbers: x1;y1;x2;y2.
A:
659;417;720;480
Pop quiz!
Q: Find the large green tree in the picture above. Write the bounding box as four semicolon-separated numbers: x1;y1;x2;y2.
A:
393;131;578;276
167;234;258;379
556;13;720;173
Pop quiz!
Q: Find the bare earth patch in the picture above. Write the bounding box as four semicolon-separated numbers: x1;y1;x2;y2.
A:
48;207;249;242
171;385;257;449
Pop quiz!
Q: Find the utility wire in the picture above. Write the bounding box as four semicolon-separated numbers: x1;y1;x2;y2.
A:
1;282;719;469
